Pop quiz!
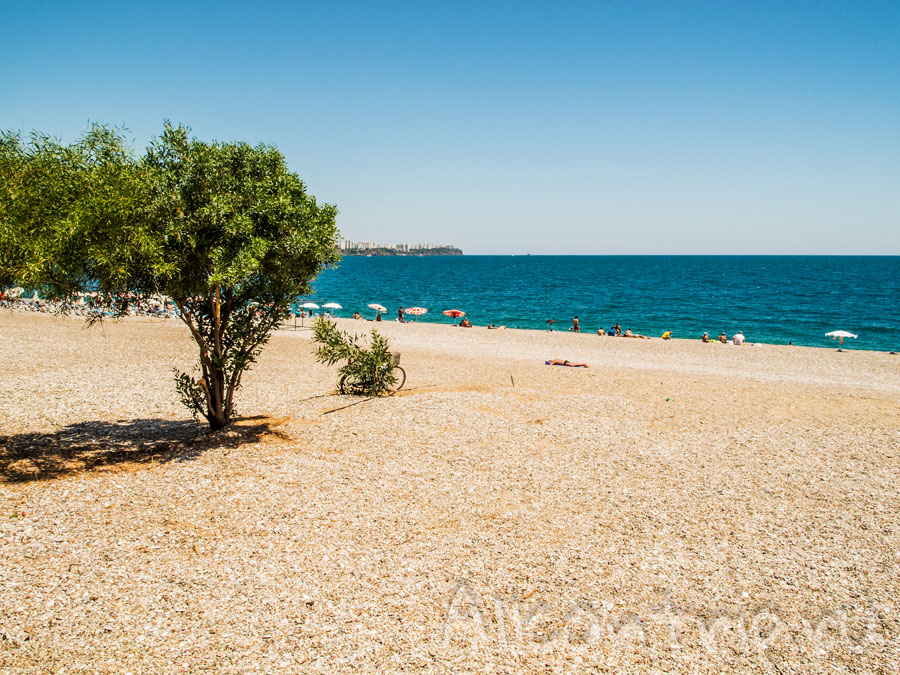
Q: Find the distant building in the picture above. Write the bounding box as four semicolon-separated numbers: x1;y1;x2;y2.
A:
336;240;461;255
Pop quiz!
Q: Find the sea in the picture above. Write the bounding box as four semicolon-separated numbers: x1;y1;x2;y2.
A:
302;256;900;352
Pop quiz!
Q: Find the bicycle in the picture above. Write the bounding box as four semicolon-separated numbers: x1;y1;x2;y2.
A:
338;351;406;394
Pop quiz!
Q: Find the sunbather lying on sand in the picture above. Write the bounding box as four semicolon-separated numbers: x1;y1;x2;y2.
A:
545;359;588;368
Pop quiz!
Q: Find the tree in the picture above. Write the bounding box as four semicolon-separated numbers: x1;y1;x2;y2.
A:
0;125;149;297
0;123;339;430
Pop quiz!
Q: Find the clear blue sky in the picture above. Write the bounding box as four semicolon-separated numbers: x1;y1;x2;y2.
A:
3;1;898;254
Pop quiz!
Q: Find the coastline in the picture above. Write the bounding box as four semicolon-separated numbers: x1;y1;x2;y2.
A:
308;255;900;353
2;311;899;672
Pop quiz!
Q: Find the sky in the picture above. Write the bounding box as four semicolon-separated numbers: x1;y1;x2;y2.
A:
3;1;899;254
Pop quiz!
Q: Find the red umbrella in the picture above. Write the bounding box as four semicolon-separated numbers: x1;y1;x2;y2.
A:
442;309;465;319
404;307;427;320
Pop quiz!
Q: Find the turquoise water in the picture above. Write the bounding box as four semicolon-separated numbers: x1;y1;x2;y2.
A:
303;256;900;352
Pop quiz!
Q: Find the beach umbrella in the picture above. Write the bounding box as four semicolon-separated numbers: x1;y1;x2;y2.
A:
404;307;427;321
825;330;858;347
442;309;465;319
296;302;320;328
323;302;342;310
368;303;387;320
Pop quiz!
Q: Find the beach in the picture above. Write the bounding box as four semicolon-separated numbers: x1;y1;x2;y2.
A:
2;311;899;673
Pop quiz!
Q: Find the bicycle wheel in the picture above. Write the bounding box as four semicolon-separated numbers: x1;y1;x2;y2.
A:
391;366;406;392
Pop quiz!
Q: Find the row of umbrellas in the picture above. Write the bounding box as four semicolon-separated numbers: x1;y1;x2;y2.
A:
298;303;862;345
299;301;343;311
370;305;466;319
298;301;466;320
5;286;859;342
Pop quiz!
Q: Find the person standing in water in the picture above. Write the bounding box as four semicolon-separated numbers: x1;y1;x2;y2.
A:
572;316;580;332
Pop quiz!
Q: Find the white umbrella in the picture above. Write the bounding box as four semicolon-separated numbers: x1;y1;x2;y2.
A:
826;330;857;347
322;302;342;319
368;303;387;313
296;302;320;328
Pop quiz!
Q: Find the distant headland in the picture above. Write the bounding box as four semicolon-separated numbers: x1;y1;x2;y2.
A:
339;240;462;256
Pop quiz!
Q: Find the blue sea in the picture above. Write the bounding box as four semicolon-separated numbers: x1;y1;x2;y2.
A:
302;256;900;352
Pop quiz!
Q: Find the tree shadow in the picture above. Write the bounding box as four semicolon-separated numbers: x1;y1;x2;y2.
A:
0;416;289;483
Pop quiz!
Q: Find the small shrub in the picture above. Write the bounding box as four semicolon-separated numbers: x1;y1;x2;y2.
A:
312;317;397;396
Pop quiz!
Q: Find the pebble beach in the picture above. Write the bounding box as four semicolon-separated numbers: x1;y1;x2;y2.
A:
2;311;899;673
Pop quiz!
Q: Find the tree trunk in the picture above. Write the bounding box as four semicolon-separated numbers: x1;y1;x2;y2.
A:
199;356;230;430
205;284;231;431
209;370;228;430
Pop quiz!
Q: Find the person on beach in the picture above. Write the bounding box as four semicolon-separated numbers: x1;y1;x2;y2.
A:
398;307;405;323
571;316;580;332
624;329;651;339
701;332;711;343
352;311;362;319
597;328;605;336
547;319;556;332
375;312;382;322
545;359;588;368
608;327;616;336
661;330;673;340
459;317;472;327
732;331;745;345
614;323;622;336
718;331;728;343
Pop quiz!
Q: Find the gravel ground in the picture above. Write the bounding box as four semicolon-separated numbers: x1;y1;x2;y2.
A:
1;311;899;674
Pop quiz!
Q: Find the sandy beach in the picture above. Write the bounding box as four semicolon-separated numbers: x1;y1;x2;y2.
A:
1;311;899;673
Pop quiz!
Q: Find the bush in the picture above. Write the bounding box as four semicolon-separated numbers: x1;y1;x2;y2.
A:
312;317;397;396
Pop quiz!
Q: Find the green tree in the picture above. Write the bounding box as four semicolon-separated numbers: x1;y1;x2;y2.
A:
0;123;339;430
0;125;149;297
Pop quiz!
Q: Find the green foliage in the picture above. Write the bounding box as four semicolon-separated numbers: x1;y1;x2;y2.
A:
0;122;340;430
312;317;397;396
174;369;207;421
0;125;149;297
